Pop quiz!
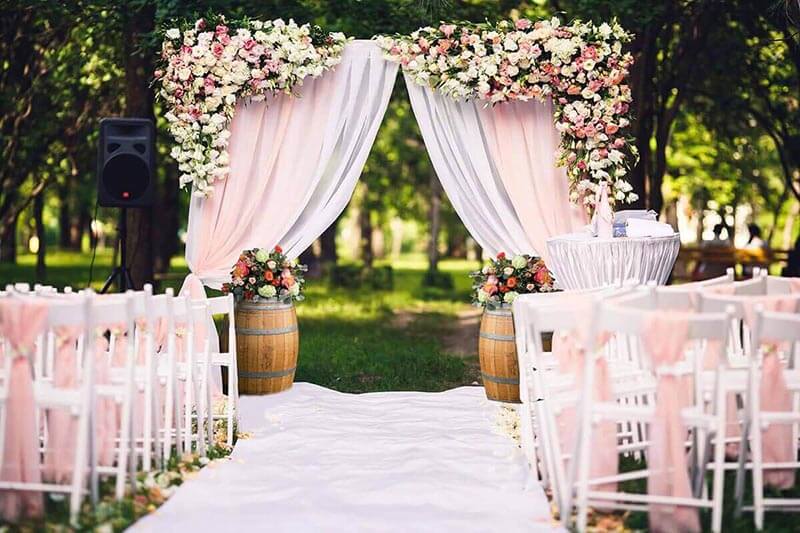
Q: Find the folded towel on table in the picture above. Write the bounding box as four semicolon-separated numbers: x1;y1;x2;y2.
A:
626;219;675;238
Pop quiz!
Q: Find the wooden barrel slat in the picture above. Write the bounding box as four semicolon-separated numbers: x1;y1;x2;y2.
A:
478;306;520;403
235;300;299;395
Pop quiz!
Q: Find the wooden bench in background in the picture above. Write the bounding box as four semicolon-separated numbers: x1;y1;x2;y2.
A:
674;246;790;281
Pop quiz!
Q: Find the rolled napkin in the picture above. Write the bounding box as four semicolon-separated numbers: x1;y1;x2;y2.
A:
626;218;675;238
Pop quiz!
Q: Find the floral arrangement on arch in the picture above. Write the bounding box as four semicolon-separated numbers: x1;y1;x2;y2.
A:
377;17;638;209
222;246;307;303
155;15;347;196
470;252;556;309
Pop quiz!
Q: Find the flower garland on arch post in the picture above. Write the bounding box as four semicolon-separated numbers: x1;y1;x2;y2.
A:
155;15;347;196
376;17;638;211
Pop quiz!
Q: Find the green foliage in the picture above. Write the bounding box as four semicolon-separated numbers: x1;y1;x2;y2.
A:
328;263;394;290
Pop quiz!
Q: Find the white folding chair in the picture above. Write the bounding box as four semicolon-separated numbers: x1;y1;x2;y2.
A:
735;309;800;528
193;302;215;454
203;294;238;446
570;298;732;532
90;293;136;500
0;295;92;522
512;285;636;514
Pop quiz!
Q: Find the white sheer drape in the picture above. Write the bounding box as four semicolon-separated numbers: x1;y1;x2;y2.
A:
184;41;397;289
405;75;586;260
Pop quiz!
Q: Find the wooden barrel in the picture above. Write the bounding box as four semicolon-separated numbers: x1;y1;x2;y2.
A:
478;306;520;403
234;300;299;395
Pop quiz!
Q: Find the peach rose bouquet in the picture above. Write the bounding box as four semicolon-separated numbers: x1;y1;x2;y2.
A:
221;246;307;303
470;252;556;309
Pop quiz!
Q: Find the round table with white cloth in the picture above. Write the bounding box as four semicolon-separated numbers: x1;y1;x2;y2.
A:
545;232;681;290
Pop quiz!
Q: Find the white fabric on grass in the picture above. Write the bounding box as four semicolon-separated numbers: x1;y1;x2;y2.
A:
131;383;559;532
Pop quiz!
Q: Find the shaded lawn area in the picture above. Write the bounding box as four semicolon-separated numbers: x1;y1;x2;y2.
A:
0;251;482;393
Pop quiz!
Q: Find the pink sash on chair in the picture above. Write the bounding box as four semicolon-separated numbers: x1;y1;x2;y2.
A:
552;298;618;493
42;326;83;483
552;334;618;492
642;313;700;533
744;295;800;489
94;329;123;467
0;299;49;522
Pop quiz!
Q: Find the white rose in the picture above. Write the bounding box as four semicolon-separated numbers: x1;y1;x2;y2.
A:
504;291;519;304
166;28;181;40
503;266;514;277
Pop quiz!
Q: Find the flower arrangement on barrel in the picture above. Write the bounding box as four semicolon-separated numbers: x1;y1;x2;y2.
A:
223;246;307;396
222;246;306;302
470;252;556;309
377;17;638;210
470;252;557;404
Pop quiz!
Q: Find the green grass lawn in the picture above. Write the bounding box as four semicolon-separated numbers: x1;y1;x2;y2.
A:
0;250;481;394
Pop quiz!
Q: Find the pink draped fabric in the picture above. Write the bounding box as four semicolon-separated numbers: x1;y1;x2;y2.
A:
550;295;617;491
94;331;124;467
42;326;82;483
179;274;221;398
478;98;587;263
744;296;799;488
186;84;334;284
642;312;700;533
0;299;48;522
552;333;617;492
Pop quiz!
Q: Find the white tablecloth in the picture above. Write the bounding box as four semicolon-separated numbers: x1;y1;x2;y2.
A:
546;232;681;290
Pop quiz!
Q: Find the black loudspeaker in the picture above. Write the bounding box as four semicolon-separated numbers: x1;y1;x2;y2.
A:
97;118;155;207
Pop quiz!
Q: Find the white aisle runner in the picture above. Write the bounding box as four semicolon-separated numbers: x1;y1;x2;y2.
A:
131;383;558;532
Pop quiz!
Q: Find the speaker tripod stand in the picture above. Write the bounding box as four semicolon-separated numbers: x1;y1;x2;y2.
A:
101;207;135;293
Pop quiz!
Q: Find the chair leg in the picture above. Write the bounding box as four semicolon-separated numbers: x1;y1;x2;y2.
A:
711;385;727;533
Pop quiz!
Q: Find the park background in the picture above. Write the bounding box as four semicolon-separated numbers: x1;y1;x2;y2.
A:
2;0;800;395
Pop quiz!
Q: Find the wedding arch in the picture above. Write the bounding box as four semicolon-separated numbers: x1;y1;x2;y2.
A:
154;15;637;294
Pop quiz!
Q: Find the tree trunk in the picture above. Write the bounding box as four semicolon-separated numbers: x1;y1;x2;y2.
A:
0;214;17;264
59;192;71;248
122;2;156;290
427;174;442;272
627;28;658;210
34;192;46;282
299;246;321;278
75;204;90;251
359;205;374;269
154;166;180;276
320;218;338;267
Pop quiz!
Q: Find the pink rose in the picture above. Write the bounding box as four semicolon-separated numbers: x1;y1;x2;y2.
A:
584;46;598;60
515;19;531;30
486;275;499;286
243;38;256;51
613;138;626;148
215;24;228;36
439;24;455;37
483;283;498;295
577;160;587;170
417;37;429;51
605;123;619;135
212;42;224;57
